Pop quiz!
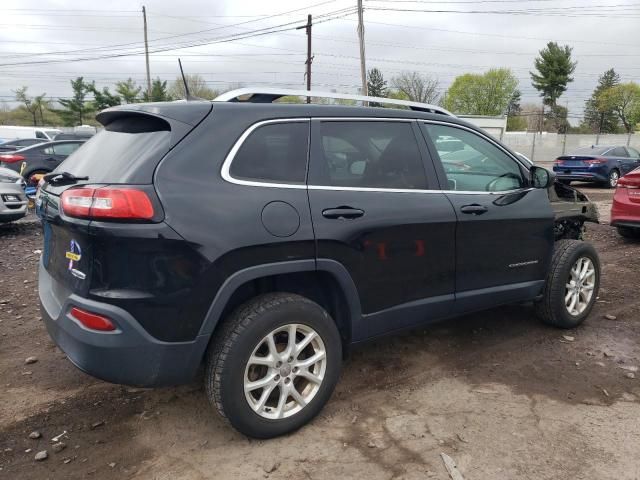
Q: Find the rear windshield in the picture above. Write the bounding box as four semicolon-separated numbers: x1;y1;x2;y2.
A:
569;146;611;156
56;116;171;183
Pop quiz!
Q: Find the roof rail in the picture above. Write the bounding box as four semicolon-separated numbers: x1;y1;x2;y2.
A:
213;88;455;116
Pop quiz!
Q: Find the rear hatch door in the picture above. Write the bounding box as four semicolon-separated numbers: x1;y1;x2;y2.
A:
38;102;212;295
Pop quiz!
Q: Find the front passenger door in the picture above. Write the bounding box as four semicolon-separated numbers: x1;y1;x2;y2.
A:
308;120;457;340
421;122;554;313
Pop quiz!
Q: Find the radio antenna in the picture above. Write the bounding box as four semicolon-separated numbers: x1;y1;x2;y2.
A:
178;58;191;99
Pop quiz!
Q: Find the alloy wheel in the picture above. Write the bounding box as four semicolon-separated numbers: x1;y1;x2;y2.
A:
609;170;619;187
564;256;596;316
244;323;326;420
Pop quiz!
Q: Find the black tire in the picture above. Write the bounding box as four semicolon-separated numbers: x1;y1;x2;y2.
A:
205;293;342;439
604;169;620;189
535;239;600;328
617;226;640;239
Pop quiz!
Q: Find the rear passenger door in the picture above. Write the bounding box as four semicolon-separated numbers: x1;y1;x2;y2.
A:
307;119;457;341
611;147;636;175
421;122;554;313
627;147;640;170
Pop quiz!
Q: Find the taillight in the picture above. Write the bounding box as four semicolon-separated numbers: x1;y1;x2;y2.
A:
0;154;25;163
554;159;564;166
584;158;606;165
61;187;155;220
617;176;640;189
70;307;116;331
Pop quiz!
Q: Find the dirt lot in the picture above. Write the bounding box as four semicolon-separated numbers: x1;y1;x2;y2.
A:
1;185;639;480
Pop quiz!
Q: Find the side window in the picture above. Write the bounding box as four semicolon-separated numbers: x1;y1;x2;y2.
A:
424;124;525;192
310;121;427;189
43;146;54;155
229;122;308;184
53;143;81;156
612;147;629;158
627;147;640;159
35;131;46;139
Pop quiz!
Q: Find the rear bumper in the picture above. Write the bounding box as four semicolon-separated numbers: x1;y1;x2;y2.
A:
0;183;27;222
553;171;607;183
611;193;640;228
39;260;209;387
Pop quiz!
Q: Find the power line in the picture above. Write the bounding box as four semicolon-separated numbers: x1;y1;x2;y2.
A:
0;9;356;68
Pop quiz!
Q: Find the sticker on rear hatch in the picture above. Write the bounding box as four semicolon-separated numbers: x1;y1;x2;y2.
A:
65;239;85;279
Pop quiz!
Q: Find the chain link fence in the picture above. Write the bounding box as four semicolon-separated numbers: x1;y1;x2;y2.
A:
501;132;640;167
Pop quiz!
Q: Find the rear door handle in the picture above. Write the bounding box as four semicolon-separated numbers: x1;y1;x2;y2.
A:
460;204;488;215
322;207;364;220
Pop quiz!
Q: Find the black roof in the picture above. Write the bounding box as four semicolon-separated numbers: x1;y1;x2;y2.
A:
100;100;477;130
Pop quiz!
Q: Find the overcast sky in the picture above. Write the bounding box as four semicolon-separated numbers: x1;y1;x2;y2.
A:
0;0;638;120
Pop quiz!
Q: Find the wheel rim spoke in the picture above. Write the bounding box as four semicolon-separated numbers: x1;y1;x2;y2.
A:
245;373;277;393
254;382;277;412
295;331;317;355
298;369;322;384
289;384;307;407
296;350;326;369
275;384;289;419
266;334;280;359
249;354;276;368
285;324;297;356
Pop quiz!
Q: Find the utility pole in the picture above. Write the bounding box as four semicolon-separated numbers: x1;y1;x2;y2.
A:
142;6;151;98
357;0;368;98
297;15;313;103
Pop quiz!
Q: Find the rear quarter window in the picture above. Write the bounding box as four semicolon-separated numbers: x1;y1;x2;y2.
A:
229;121;309;184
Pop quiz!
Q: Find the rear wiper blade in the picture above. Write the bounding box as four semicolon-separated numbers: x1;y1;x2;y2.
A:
43;171;89;186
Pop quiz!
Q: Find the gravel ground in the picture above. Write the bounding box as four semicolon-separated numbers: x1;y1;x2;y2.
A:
1;188;639;480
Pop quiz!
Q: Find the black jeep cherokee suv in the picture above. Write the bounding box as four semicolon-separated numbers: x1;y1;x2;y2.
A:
37;90;600;438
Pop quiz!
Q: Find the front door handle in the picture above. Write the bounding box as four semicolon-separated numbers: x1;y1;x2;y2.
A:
460;204;488;215
322;207;364;220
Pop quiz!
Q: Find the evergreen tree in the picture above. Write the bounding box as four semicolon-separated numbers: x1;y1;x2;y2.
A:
582;69;620;133
530;42;577;107
89;84;121;111
57;77;93;126
143;78;172;102
367;68;387;106
116;78;142;103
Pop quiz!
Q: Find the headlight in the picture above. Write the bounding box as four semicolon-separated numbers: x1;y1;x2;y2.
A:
0;174;19;183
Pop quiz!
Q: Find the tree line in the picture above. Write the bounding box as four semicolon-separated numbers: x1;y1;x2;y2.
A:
365;41;639;134
3;74;219;127
2;41;639;133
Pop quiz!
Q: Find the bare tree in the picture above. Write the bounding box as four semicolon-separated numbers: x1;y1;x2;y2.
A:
391;71;440;104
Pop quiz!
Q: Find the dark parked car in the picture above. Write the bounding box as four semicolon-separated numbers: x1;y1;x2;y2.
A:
0;138;45;152
54;132;95;141
0;140;86;183
37;89;601;439
553;145;640;188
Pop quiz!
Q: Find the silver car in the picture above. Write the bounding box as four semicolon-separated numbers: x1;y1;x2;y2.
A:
0;166;28;223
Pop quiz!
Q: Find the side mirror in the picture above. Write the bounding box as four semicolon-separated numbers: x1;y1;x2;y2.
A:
530;165;555;189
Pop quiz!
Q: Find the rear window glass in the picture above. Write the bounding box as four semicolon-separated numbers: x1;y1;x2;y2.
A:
229;122;309;184
570;146;612;156
55;116;171;183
